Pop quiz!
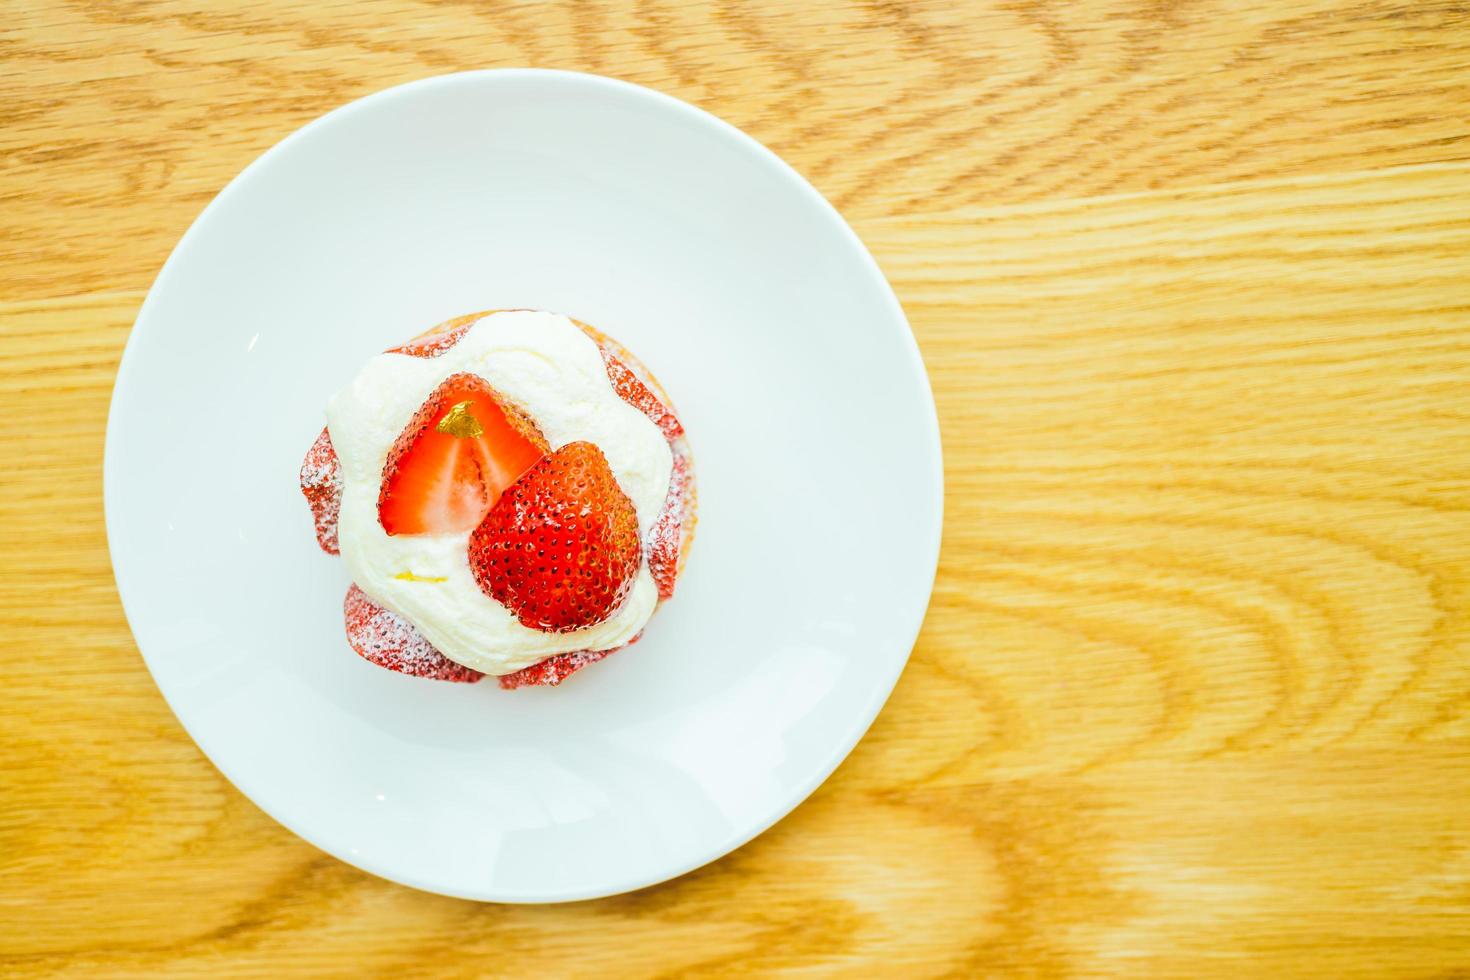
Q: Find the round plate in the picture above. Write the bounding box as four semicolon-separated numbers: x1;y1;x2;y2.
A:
105;70;942;902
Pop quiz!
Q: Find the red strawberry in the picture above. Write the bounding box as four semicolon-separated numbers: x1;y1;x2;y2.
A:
343;584;484;683
497;633;642;690
385;322;474;358
385;310;538;358
468;441;642;633
648;449;692;598
595;342;694;596
498;649;613;689
379;373;548;535
300;427;343;554
600;347;683;441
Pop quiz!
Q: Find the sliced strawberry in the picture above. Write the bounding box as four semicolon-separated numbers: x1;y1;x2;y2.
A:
648;448;693;598
497;633;642;690
300;427;343;554
468;441;642;633
600;347;683;441
385;322;474;358
499;648;614;690
378;373;548;536
594;341;694;596
386;310;539;358
343;584;484;683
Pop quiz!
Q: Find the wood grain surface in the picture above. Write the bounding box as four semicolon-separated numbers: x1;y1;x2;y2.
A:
3;1;1469;976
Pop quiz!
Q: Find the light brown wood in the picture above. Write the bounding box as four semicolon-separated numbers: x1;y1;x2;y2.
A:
3;1;1469;976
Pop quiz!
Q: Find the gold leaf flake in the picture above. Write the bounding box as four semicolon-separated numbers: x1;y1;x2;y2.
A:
394;571;448;583
436;400;484;438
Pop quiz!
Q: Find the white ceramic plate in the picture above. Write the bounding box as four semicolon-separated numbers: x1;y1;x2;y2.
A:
105;70;942;902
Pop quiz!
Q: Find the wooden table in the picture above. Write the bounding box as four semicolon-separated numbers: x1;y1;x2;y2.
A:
4;2;1469;975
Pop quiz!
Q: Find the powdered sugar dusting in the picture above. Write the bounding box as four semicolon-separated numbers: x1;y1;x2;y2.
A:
385;322;474;358
594;343;696;601
343;584;484;683
648;442;693;599
600;346;684;441
498;633;643;689
299;427;343;554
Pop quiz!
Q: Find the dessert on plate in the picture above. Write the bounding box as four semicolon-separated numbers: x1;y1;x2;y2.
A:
300;309;695;689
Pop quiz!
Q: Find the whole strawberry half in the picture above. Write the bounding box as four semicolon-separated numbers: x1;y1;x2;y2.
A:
468;441;642;633
378;373;548;536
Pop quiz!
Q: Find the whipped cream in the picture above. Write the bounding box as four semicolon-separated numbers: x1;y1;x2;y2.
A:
326;311;674;675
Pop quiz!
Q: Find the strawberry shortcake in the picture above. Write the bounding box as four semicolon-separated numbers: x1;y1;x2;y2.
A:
300;309;695;689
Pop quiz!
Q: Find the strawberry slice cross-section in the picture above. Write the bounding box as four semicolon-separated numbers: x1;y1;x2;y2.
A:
378;373;548;536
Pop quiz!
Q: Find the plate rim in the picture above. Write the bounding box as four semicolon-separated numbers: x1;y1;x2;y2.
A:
103;68;945;903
